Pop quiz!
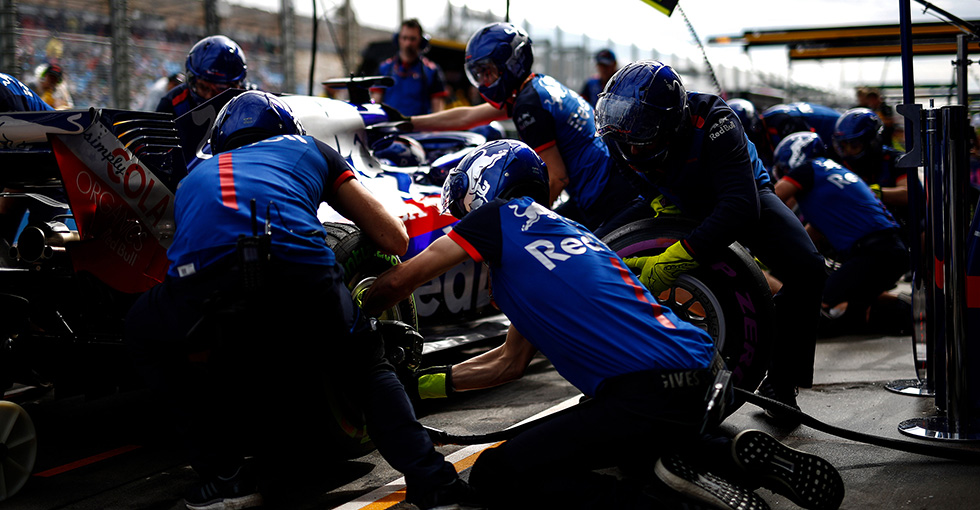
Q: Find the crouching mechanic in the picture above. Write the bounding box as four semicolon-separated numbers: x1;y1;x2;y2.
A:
772;132;910;336
125;91;473;510
592;61;826;425
362;139;844;510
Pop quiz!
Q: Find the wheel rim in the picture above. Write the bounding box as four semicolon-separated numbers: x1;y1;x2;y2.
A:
350;277;406;323
0;401;36;501
657;274;726;352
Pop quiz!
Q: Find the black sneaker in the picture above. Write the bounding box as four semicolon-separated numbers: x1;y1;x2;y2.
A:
655;454;770;510
408;478;483;510
184;466;263;510
732;429;844;510
755;377;802;426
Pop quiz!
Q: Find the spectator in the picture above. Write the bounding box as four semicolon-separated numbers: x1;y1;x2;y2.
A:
370;18;448;116
579;48;618;108
31;63;73;110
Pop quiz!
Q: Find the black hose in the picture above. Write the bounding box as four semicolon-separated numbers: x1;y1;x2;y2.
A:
736;388;980;463
425;389;980;464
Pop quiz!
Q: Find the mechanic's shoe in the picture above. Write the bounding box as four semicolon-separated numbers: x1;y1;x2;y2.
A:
184;466;263;510
756;377;802;427
732;429;844;510
655;454;770;510
408;478;483;510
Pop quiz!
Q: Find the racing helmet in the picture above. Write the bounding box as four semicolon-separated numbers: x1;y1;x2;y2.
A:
832;107;883;164
772;131;827;179
441;139;549;219
761;104;812;150
464;22;533;109
727;98;760;134
211;91;305;154
186;35;248;102
595;60;688;177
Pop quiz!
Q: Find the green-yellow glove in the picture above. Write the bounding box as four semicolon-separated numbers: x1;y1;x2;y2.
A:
869;183;882;200
404;365;455;400
650;194;681;218
623;241;699;295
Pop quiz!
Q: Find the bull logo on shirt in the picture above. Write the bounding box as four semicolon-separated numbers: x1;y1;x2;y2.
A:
539;75;567;109
508;201;554;231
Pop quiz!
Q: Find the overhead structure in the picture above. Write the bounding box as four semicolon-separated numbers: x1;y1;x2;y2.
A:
709;20;980;60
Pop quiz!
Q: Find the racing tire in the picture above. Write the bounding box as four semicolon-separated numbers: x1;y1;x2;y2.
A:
601;217;774;413
321;222;420;458
0;401;36;502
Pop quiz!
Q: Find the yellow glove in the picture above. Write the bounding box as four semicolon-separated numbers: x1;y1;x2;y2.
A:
869;183;882;200
650;194;681;218
623;241;699;295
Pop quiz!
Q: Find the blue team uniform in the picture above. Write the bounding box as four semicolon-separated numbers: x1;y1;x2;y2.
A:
167;134;353;277
373;56;447;117
448;196;713;397
0;73;53;112
780;155;908;324
156;83;198;117
579;76;604;108
511;74;638;230
783;157;898;254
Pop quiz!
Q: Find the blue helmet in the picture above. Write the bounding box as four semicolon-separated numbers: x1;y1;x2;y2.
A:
761;104;813;149
772;131;827;179
186;35;247;102
727;98;760;134
211;91;305;153
595;60;688;177
464;22;533;109
441;139;549;219
832;107;883;164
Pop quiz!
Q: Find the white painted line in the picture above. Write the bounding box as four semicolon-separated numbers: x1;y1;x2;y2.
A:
332;394;583;510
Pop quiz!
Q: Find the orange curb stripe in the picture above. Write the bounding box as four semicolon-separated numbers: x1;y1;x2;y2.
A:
361;441;504;509
33;444;142;477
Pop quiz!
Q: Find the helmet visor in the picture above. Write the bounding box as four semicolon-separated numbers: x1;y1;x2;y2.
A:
595;94;666;146
465;58;501;89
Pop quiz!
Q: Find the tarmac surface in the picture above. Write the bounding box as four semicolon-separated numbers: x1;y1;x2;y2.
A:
5;294;980;509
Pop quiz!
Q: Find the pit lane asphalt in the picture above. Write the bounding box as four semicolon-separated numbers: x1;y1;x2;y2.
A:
6;311;980;509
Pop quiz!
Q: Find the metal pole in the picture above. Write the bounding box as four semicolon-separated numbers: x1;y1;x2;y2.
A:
110;0;130;109
280;0;295;95
204;0;220;35
899;106;980;441
956;34;969;106
941;105;974;435
887;0;936;397
0;0;16;75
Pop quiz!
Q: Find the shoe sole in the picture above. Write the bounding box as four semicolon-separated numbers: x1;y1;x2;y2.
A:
185;493;264;510
732;430;844;510
655;455;771;510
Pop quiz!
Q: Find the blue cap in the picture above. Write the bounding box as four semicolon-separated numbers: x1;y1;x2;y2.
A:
595;49;616;65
